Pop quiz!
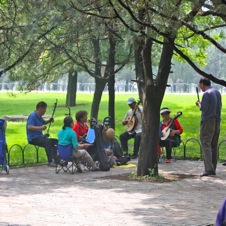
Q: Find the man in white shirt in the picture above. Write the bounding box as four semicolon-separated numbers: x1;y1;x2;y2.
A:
119;97;142;159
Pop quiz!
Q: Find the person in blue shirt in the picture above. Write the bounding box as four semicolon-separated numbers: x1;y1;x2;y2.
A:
196;78;222;177
26;101;57;167
58;116;99;172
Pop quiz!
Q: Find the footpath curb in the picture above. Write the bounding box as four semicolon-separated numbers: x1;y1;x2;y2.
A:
0;160;226;226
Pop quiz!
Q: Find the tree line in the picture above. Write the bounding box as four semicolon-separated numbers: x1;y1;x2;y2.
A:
1;0;226;175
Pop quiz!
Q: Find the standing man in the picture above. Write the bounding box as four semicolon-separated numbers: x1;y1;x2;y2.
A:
196;78;222;177
119;97;142;159
26;101;58;167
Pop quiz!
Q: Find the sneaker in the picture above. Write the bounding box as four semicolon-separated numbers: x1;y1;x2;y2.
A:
165;159;171;163
200;170;216;177
48;162;57;167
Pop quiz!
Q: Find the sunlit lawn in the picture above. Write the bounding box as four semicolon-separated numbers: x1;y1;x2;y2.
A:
1;91;226;165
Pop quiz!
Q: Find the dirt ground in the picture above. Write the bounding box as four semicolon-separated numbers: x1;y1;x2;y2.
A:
0;159;226;226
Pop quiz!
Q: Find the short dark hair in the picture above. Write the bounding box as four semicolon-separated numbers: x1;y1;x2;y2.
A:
199;78;211;86
63;116;73;129
36;101;47;109
75;110;88;122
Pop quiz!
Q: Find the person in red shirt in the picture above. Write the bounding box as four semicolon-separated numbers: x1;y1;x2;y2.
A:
72;110;89;142
159;107;183;163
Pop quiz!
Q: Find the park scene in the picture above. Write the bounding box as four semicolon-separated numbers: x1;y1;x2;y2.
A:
1;1;226;226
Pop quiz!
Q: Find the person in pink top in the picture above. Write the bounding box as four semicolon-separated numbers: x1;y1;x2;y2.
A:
72;110;89;142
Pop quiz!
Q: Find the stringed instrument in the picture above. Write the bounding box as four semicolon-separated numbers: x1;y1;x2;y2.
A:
161;111;182;140
46;99;58;137
124;99;141;132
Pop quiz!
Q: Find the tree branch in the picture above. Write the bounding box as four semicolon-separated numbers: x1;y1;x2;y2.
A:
0;26;57;76
173;45;226;86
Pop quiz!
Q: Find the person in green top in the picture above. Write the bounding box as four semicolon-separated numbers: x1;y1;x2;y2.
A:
58;116;99;172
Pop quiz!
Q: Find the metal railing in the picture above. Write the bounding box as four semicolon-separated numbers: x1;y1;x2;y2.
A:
5;138;226;167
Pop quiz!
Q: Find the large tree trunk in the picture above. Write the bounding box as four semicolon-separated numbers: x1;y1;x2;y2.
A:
91;77;107;120
134;35;145;98
137;38;174;176
107;34;116;129
66;70;77;107
108;75;115;128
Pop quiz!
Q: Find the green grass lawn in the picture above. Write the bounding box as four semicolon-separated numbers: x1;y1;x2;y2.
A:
1;91;226;165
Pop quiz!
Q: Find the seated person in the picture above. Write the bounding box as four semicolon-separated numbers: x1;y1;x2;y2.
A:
159;107;183;163
26;101;57;167
119;97;142;159
58;116;99;172
102;127;117;167
72;110;89;142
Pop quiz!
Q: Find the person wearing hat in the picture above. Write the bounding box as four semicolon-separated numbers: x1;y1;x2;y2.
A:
58;116;99;172
119;97;142;159
159;107;183;163
102;128;117;167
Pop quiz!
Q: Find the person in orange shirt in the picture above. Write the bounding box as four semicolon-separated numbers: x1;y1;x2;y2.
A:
72;110;89;142
159;107;183;163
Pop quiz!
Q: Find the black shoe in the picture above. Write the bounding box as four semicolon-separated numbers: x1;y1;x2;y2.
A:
131;155;138;159
200;170;216;177
222;161;226;166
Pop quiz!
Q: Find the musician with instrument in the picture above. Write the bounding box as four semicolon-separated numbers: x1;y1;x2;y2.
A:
26;101;58;167
196;78;222;177
159;107;183;163
119;97;142;159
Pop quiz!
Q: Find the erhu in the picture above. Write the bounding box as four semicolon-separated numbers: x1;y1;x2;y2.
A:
46;99;58;136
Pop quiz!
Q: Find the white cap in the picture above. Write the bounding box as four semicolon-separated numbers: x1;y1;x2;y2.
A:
127;97;136;104
160;108;171;114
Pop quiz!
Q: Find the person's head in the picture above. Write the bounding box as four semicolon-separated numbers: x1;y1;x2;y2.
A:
63;116;74;129
36;101;47;116
199;78;211;92
160;107;171;119
75;110;88;123
127;97;136;109
102;128;115;143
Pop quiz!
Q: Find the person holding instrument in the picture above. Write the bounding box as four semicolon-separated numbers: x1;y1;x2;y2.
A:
26;101;58;167
196;78;222;177
119;97;142;159
159;108;183;163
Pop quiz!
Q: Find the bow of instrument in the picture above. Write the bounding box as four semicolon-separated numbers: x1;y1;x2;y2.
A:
196;87;200;102
46;99;58;136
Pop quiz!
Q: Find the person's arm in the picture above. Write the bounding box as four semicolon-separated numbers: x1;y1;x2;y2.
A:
122;111;130;125
72;122;82;141
27;116;46;131
71;130;90;150
27;125;46;131
170;119;183;136
43;118;54;125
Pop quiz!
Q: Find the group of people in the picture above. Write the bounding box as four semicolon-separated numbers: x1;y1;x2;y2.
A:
26;77;222;177
119;97;183;163
26;103;99;171
119;77;222;178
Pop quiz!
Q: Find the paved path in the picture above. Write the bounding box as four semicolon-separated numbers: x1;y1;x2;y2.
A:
0;160;226;226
